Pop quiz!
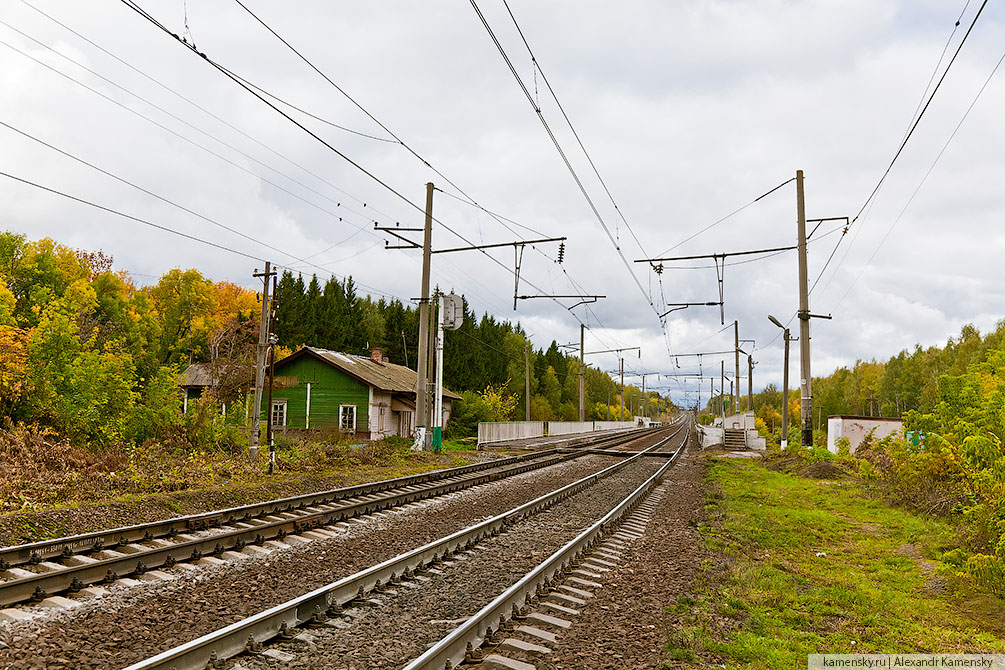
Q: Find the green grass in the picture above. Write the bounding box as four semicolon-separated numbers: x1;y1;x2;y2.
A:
438;438;479;454
672;457;1005;668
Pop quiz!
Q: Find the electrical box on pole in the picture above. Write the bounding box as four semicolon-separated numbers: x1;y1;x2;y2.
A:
442;292;463;331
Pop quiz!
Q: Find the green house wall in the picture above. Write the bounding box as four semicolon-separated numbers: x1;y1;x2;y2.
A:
261;354;370;431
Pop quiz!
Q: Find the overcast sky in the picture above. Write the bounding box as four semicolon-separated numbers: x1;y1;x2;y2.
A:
2;0;1003;406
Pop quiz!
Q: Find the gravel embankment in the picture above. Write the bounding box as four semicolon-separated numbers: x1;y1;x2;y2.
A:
0;451;501;546
0;429;670;670
231;458;665;669
535;445;709;669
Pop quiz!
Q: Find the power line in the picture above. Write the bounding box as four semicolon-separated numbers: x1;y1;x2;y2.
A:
1;170;265;264
0;21;388;225
653;178;795;257
1;120;311;269
500;0;647;257
829;43;1005;312
18;0;394;148
230;2;626;339
813;0;992;300
467;0;659;320
0;34;385;242
117;0;625;349
118;3;580;312
229;0;559;251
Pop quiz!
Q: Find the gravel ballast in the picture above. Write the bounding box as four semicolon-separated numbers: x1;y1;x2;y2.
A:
533;446;709;669
229;458;666;669
0;430;672;669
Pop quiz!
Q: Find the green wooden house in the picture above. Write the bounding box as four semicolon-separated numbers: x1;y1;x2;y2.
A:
262;346;460;440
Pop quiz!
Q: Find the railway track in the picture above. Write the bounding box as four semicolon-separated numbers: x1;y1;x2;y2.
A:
0;427;657;608
119;419;690;670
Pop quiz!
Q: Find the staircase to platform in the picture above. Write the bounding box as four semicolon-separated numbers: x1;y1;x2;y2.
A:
724;428;747;450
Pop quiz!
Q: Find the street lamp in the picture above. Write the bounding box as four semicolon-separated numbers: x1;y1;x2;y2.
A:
768;315;797;450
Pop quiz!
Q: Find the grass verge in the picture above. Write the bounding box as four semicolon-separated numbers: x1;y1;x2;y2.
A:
665;456;1005;668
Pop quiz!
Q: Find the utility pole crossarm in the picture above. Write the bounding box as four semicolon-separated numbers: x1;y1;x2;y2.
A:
634;245;797;264
516;294;605;300
584;346;641;356
432;236;566;255
658;301;722;319
374;224;423;249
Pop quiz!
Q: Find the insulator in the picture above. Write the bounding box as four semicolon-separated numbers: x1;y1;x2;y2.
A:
557;242;565;264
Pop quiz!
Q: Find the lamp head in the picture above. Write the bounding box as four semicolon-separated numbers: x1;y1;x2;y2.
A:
768;315;784;329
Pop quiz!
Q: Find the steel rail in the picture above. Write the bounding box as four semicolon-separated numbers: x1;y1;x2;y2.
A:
0;451;573;605
0;428;661;605
120;423;684;670
403;421;690;670
0;428;644;570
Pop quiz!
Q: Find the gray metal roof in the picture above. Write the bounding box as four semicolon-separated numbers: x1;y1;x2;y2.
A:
293;347;462;400
178;362;254;389
178;363;215;388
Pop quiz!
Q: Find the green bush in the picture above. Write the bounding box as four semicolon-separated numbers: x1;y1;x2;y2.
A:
445;390;492;438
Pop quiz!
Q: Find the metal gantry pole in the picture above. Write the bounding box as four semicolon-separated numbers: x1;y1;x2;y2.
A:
710;378;714;421
619;357;624;421
796;170;813;447
524;342;531;420
433;293;445;452
782;329;791;450
747;354;754;414
414;183;434;450
734;320;740;413
720;360;725;418
641;374;646;420
579;324;585;422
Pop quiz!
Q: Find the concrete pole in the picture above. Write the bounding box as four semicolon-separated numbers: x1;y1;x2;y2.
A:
250;261;272;459
720;360;725;418
641;374;646;419
579;323;585;422
710;378;714;420
734;320;740;413
796;169;813;447
266;275;277;474
747;354;754;415
414;183;434;450
620;357;624;421
781;329;790;450
524;342;531;420
267;339;275;474
433;293;444;451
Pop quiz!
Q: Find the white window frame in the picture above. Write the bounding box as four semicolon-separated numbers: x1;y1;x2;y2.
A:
339;404;356;433
271;399;287;428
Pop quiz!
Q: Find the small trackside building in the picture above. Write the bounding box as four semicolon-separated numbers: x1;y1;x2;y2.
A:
262;346;460;441
826;415;904;454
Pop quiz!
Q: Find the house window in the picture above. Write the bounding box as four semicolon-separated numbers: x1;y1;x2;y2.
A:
271;400;287;428
339;404;356;432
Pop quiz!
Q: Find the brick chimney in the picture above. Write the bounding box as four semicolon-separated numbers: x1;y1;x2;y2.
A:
371;346;383;363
